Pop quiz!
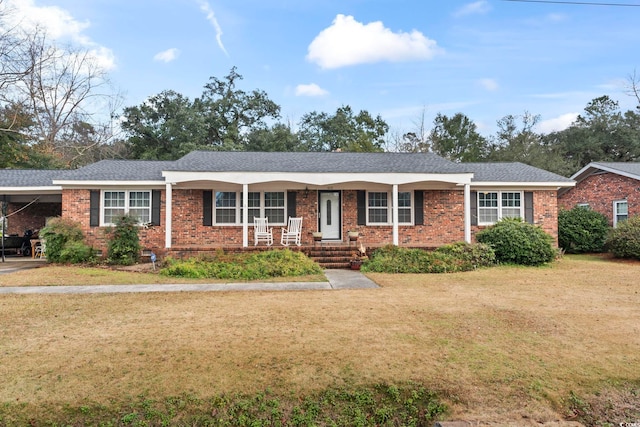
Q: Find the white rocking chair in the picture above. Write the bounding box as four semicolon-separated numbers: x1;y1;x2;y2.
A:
254;218;273;246
281;217;303;246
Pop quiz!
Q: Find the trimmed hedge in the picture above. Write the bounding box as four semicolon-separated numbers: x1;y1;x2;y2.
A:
476;217;557;266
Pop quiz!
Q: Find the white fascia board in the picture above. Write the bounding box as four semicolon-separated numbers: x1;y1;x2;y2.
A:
53;180;166;188
0;186;62;194
471;181;576;188
162;171;473;186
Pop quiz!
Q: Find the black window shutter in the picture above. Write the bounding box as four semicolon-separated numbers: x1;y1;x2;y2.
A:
89;190;100;227
414;190;424;225
151;190;161;225
287;191;297;218
203;190;213;226
357;190;366;225
524;192;534;224
470;191;478;226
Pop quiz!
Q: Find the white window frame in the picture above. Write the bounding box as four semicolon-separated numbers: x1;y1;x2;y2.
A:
477;191;524;226
214;191;286;226
613;200;628;227
101;190;152;226
366;191;413;225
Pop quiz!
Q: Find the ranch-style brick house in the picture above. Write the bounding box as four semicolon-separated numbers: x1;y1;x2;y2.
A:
559;162;640;227
1;151;574;258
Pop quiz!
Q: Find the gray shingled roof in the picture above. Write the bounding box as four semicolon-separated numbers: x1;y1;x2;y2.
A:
168;151;471;174
465;162;574;183
589;162;640;178
55;160;174;181
0;170;61;187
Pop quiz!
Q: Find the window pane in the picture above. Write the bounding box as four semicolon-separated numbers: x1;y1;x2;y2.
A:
616;201;628;215
104;191;125;208
216;209;236;223
478;192;497;208
479;208;498;224
501;192;520;208
369;208;388;223
398;192;411;208
368;192;388;207
502;208;521;219
265;192;284;207
129;191;150;208
104;208;125;224
129;208;150;224
265;208;285;224
216;192;236;208
398;208;412;223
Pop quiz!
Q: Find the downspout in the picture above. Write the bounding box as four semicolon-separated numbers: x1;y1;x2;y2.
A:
242;184;249;247
464;183;471;243
165;183;172;249
392;184;399;246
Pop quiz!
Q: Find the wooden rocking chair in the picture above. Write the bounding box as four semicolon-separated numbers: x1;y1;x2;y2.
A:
281;217;303;246
254;218;273;246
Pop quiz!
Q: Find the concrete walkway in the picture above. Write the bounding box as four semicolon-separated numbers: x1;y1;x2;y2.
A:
0;269;379;294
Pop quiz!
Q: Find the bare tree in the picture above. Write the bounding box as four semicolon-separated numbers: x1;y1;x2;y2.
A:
0;1;121;167
626;69;640;110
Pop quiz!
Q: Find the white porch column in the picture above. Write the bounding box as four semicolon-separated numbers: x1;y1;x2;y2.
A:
242;184;249;247
392;184;399;246
165;182;172;248
464;183;471;243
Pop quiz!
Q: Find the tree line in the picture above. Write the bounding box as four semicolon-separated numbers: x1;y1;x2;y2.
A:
1;2;639;176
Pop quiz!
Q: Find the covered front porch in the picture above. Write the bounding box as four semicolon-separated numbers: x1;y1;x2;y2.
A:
161;171;474;250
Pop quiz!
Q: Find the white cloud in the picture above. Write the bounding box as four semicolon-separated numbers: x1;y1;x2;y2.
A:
154;48;180;63
197;1;228;56
295;83;329;97
306;14;440;69
536;113;579;133
453;1;491;17
479;78;499;91
4;0;116;70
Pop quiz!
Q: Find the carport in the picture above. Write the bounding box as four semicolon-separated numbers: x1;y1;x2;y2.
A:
0;170;62;261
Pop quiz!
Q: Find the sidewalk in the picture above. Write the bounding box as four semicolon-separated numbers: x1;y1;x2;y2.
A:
0;269;379;294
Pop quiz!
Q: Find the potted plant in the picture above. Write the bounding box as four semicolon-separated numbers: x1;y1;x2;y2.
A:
350;253;363;270
347;230;359;241
312;231;323;241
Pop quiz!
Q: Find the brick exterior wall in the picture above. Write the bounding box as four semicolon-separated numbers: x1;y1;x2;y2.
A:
61;187;561;255
3;202;61;236
558;172;640;226
471;190;560;243
62;189;165;256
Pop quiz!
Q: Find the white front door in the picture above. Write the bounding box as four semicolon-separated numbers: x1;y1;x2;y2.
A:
319;191;340;239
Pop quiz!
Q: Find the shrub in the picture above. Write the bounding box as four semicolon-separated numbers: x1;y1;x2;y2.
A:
558;206;609;253
160;249;323;280
40;217;94;264
106;215;141;265
605;216;640;259
361;243;494;274
435;242;496;269
476;217;557;266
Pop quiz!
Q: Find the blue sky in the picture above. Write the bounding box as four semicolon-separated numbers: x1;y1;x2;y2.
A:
9;0;640;136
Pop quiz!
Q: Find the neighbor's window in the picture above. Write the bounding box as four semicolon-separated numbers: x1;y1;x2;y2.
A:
215;191;286;225
477;191;522;225
102;190;151;225
614;200;628;227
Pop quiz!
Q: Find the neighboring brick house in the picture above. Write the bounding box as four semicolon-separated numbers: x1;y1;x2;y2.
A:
1;151;574;256
558;162;640;227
